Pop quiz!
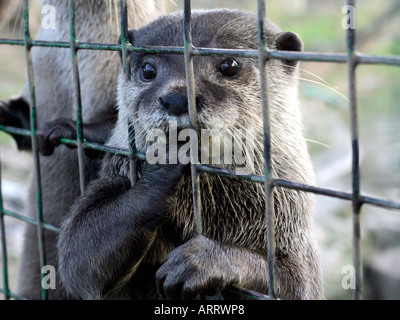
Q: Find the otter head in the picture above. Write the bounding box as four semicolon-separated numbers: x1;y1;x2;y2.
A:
115;9;305;174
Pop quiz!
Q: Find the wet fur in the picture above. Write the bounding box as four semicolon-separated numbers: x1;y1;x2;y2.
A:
58;9;323;300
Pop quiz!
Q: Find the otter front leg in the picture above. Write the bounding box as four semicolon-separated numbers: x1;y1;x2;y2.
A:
155;235;270;300
58;163;187;300
156;235;319;300
0;97;31;150
37;110;117;158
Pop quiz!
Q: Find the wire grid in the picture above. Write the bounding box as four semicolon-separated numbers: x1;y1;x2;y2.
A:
0;0;399;300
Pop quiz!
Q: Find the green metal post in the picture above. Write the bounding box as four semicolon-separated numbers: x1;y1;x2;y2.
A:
22;0;47;300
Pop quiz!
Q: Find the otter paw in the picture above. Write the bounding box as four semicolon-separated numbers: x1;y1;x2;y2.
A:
144;161;190;193
155;235;237;300
37;118;77;156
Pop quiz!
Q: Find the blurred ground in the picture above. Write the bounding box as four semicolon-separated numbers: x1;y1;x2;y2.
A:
0;0;399;300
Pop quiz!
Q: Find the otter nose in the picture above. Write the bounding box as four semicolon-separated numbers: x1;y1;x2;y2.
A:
160;94;188;117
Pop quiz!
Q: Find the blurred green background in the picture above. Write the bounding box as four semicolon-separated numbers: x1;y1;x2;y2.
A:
0;0;399;299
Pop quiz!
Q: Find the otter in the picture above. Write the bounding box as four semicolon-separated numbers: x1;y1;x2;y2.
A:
57;9;323;300
0;0;163;299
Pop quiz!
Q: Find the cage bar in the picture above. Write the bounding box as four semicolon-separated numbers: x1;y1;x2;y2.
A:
257;0;276;299
183;0;203;235
68;0;86;195
0;157;10;300
119;0;139;188
2;209;60;233
119;0;131;78
346;0;363;300
2;39;400;67
21;0;48;300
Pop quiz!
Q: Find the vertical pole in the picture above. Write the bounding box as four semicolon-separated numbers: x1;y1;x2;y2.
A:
128;120;138;187
68;0;86;195
346;0;362;300
257;0;276;299
119;0;131;79
0;157;10;300
119;0;138;187
22;0;47;300
183;0;202;235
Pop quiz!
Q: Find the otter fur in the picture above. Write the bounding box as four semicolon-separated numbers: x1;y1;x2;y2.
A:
1;0;164;300
58;9;323;300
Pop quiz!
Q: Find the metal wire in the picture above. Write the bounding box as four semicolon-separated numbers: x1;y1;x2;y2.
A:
0;155;10;300
119;0;139;188
346;0;363;300
0;0;399;300
183;0;203;235
21;0;48;301
257;0;276;299
68;0;86;195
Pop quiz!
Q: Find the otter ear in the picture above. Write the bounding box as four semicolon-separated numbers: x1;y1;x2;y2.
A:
274;31;303;69
118;30;135;62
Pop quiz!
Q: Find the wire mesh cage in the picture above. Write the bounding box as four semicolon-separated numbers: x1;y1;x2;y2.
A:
0;0;399;300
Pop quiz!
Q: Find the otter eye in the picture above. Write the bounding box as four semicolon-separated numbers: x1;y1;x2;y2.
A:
218;58;240;77
141;63;157;81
